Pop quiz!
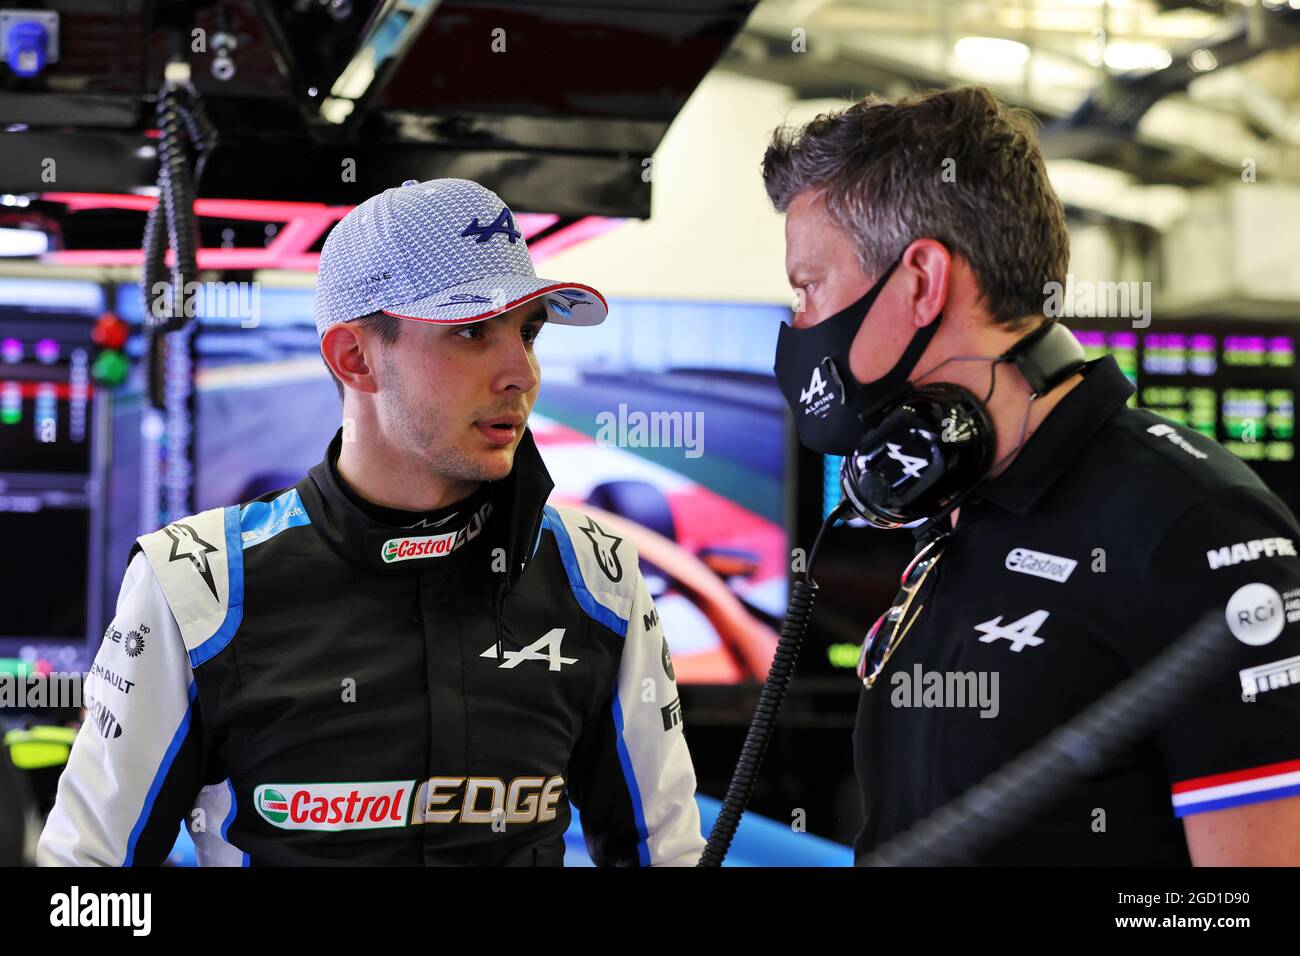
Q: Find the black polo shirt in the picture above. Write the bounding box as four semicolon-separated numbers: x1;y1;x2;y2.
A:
853;355;1300;865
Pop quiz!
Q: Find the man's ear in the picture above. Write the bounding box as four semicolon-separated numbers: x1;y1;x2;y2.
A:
902;239;951;329
321;323;380;394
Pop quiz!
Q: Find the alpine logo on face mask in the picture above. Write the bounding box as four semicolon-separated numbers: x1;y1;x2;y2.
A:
799;364;838;416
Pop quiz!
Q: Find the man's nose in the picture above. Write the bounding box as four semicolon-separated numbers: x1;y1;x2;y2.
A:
495;333;539;393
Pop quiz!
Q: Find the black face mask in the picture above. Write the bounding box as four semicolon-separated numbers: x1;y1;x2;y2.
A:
774;254;942;456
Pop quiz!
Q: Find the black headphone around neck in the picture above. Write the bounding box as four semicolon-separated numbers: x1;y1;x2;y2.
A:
839;321;1086;533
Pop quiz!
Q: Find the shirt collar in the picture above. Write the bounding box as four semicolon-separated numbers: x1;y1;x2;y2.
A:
300;425;555;582
970;355;1134;515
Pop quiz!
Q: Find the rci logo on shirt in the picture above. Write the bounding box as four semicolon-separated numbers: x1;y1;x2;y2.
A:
1225;583;1286;646
254;781;414;830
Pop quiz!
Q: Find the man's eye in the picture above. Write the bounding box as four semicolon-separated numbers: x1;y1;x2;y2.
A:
522;324;544;346
455;325;485;340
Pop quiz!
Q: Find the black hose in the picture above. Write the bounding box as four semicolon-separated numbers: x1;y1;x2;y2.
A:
698;502;847;866
156;83;200;338
140;178;170;411
698;578;818;866
138;63;211;521
861;608;1232;866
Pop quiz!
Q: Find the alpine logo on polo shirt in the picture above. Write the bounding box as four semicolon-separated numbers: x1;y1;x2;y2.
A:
1005;548;1077;583
974;610;1049;652
1206;537;1297;570
254;781;414;830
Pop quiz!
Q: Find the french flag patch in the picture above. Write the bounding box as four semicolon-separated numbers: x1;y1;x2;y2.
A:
1171;758;1300;817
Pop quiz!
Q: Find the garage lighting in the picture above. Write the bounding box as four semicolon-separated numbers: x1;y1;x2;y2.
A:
1101;42;1172;72
0;227;48;256
954;37;1030;67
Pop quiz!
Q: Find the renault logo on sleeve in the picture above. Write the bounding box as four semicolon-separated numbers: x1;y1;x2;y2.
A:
1005;548;1077;583
1225;583;1285;646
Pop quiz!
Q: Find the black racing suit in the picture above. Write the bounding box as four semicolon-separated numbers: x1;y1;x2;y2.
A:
38;427;705;866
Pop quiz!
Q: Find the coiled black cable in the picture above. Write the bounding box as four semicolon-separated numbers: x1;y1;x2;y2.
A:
699;502;848;866
140;76;210;411
861;608;1233;866
698;578;818;866
137;51;215;524
156;83;200;337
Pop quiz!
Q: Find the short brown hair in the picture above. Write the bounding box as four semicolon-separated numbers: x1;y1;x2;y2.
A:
762;85;1068;328
324;311;403;400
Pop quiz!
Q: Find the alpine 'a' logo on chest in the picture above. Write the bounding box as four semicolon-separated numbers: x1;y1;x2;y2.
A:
481;628;577;671
973;610;1049;652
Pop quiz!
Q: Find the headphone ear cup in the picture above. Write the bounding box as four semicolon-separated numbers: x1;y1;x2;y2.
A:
839;385;995;528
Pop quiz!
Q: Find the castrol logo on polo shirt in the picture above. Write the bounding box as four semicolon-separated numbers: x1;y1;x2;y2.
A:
254;781;414;830
381;530;459;563
1005;547;1077;583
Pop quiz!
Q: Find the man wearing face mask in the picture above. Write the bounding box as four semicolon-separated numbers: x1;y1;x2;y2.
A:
765;86;1300;865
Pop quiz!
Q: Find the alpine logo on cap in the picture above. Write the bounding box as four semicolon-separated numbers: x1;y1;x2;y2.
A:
461;207;521;244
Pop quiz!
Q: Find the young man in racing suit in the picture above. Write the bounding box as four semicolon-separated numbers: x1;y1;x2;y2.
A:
38;178;706;866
